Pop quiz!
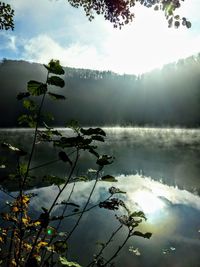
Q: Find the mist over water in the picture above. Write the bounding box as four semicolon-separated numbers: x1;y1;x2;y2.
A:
0;127;200;266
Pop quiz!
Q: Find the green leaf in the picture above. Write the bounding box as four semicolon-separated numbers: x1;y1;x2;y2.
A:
44;59;65;75
53;241;68;254
42;175;65;186
23;99;36;111
168;17;173;28
39;211;49;228
133;231;152;239
27;80;47;96
88;148;99;158
96;155;113;166
186;20;192;28
174;21;180;28
59;257;82;267
59;151;72;165
47;76;65;88
154;5;159;11
109;187;126;195
80;128;106;136
18;114;36;127
73;176;89;182
48;92;66;100
174;15;180;20
17;92;30;100
66;120;80;132
19;163;28;176
101;175;118;182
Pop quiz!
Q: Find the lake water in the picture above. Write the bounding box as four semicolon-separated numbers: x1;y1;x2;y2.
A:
0;127;200;267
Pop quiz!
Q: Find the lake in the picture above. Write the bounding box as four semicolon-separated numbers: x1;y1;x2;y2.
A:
0;127;200;267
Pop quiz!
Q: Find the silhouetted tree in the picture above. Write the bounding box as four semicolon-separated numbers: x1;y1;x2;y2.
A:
68;0;191;28
0;2;14;30
0;0;191;31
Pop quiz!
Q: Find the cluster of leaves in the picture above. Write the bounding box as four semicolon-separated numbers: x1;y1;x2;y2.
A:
152;0;191;28
88;194;151;266
68;0;190;29
100;197;151;238
0;60;152;267
17;59;66;128
68;0;135;28
0;2;14;30
0;0;191;33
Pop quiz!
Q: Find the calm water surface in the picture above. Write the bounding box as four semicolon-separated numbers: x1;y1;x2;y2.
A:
0;127;200;266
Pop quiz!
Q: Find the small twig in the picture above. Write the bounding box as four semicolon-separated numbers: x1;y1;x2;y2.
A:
87;224;123;267
0;187;16;199
65;168;101;241
40;182;76;267
63;195;112;219
16;157;23;267
48;149;79;214
26;149;80;264
6;226;15;267
29;159;60;171
103;229;131;267
56;182;76;230
22;84;48;189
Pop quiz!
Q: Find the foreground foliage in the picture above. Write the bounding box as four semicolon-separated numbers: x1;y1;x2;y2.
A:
0;2;14;30
68;0;191;29
0;0;191;31
0;60;151;266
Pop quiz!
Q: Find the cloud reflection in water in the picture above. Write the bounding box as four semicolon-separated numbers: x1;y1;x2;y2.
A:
24;173;200;266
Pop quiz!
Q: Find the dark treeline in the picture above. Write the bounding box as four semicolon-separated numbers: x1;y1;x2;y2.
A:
0;55;200;127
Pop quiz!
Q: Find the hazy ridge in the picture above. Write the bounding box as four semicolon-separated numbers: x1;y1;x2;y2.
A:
0;54;200;127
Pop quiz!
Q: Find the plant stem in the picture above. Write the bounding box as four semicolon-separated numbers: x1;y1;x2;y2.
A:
48;149;79;214
26;149;79;265
6;226;15;267
103;230;131;267
16;157;23;267
64;195;112;219
29;159;60;171
40;182;76;267
22;89;47;189
87;224;123;267
56;182;76;231
0;188;15;199
65;168;101;241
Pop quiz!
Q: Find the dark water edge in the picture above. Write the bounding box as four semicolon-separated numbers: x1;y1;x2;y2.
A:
0;127;200;266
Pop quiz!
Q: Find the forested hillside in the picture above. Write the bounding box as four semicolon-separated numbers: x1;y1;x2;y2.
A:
1;55;200;127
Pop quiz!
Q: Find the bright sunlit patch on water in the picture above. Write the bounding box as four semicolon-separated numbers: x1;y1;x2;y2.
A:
134;190;166;215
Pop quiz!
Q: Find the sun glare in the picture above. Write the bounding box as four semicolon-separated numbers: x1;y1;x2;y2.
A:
134;190;166;214
103;4;200;75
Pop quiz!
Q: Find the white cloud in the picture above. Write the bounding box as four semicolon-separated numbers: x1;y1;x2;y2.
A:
3;0;200;74
30;174;200;214
0;32;17;52
21;4;200;74
23;34;105;70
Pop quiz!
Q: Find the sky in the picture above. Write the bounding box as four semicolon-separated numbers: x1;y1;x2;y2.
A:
0;0;200;74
